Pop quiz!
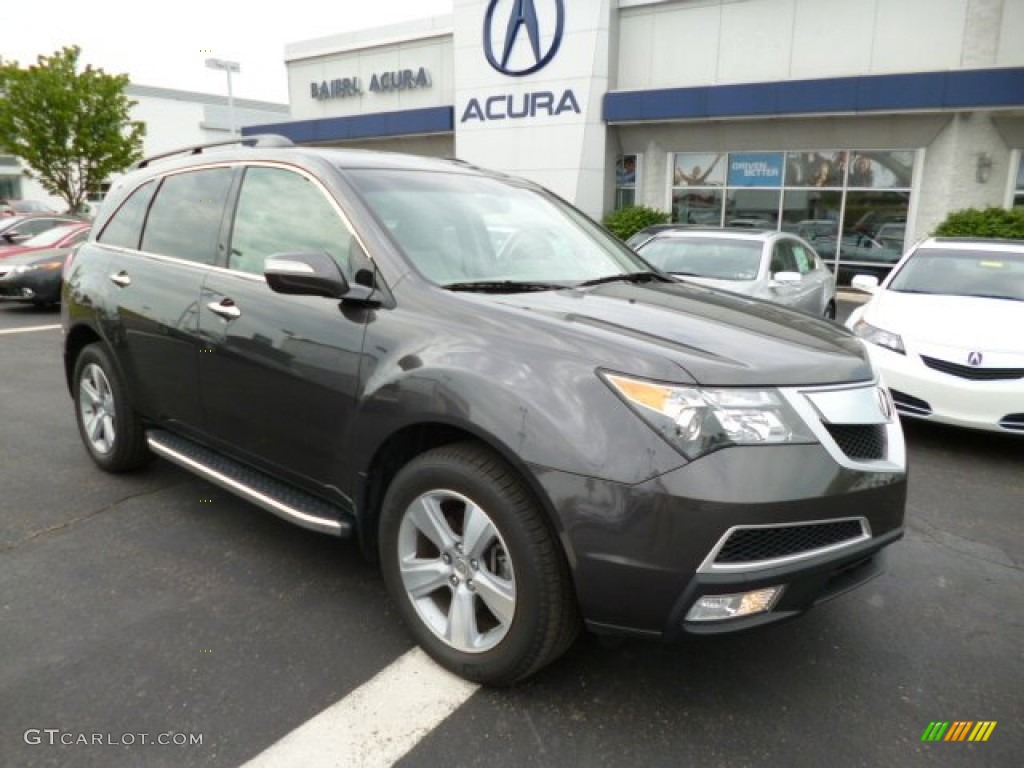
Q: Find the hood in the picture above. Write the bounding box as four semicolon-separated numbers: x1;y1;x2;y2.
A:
472;280;872;387
862;291;1024;353
0;246;72;267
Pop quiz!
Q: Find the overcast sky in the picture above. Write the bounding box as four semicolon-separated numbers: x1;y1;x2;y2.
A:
5;0;455;104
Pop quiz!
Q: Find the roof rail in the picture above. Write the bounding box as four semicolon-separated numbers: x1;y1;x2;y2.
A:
134;134;294;169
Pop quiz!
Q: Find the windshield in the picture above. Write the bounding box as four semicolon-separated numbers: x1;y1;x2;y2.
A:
22;224;78;247
888;248;1024;301
344;169;648;286
637;237;762;280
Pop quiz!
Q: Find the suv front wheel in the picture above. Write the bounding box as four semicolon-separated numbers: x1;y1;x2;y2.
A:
379;442;579;685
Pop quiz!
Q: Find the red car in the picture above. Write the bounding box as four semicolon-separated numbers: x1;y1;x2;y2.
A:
0;222;90;258
0;214;82;246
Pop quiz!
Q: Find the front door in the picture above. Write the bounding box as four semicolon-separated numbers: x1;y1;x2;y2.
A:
198;165;369;493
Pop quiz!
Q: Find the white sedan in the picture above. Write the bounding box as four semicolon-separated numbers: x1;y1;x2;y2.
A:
847;237;1024;434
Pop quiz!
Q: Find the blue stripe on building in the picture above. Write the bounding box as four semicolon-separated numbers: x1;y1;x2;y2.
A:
243;106;454;142
603;67;1024;122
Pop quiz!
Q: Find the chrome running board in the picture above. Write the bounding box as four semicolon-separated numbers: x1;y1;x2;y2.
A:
147;429;351;537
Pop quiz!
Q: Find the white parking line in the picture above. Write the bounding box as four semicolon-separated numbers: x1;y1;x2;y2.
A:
0;324;61;335
241;647;479;768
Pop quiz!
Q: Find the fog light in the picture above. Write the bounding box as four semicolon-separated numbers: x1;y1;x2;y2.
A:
685;586;783;622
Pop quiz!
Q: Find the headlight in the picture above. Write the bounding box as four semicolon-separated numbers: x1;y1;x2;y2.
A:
850;319;905;354
13;261;62;274
601;372;816;460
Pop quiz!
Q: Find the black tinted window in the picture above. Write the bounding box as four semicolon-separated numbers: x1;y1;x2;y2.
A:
230;167;352;277
98;181;155;249
142;168;233;264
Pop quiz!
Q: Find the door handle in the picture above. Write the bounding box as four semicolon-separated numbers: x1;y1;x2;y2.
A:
109;271;132;287
206;299;241;320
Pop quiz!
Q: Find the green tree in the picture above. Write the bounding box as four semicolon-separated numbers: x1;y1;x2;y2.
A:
933;206;1024;239
602;205;670;241
0;46;145;213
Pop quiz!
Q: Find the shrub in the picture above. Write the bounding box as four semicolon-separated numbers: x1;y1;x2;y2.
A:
602;205;670;241
933;206;1024;239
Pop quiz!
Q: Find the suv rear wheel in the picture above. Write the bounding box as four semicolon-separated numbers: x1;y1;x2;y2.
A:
379;442;579;685
73;344;151;472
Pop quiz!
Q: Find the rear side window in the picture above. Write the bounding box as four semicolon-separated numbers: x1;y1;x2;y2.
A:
770;241;798;274
141;168;234;264
791;242;813;273
229;166;353;278
97;181;155;249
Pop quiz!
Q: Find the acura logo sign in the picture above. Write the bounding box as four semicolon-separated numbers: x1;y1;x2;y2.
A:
483;0;565;77
967;351;983;367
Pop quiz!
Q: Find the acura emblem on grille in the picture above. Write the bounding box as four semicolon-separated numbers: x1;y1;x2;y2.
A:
967;351;983;367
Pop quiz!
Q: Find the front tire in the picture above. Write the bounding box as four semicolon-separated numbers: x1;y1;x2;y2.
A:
379;442;579;685
72;343;151;472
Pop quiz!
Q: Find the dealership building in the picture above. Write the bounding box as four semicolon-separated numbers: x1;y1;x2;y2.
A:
249;0;1024;257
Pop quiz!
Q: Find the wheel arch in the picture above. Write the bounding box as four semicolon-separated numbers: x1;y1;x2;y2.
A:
355;420;573;576
63;323;104;394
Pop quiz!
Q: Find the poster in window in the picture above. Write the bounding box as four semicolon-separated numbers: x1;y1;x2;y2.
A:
727;153;784;188
673;153;725;186
785;152;846;187
847;151;914;189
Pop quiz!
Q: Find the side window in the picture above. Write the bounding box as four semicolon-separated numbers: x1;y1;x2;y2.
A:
98;181;156;249
141;168;233;264
770;241;798;275
229;166;353;278
791;242;813;274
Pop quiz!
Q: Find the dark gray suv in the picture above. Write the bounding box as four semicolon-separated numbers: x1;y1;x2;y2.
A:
62;137;906;685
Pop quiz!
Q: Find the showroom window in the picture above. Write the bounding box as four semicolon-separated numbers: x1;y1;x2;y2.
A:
671;149;914;270
614;154;639;209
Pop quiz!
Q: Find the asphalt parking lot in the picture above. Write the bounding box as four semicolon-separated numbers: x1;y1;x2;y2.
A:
1;299;1021;768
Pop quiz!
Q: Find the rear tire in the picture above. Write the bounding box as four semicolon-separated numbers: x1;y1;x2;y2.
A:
72;343;151;472
379;442;579;685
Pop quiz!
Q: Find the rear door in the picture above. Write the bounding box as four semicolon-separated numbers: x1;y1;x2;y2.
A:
100;166;235;430
198;164;370;492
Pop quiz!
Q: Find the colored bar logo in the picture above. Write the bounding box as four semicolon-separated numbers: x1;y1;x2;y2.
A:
921;721;997;742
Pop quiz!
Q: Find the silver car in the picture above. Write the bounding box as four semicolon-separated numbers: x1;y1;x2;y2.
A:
635;227;838;319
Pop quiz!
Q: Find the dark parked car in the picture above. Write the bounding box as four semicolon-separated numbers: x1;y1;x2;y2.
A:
0;246;69;306
62;137;907;685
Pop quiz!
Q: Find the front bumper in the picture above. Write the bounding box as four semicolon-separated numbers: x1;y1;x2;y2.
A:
867;345;1024;434
532;441;907;638
0;269;61;304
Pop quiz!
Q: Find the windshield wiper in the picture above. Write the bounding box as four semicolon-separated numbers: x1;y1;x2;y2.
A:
576;271;667;288
442;280;566;293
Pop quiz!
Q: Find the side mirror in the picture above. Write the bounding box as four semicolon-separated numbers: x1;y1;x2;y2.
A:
773;271;801;284
851;274;880;293
264;251;372;301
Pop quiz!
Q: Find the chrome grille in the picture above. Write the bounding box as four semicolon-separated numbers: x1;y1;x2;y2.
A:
712;520;868;567
920;356;1024;381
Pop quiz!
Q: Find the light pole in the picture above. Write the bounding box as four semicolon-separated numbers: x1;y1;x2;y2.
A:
205;58;241;135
